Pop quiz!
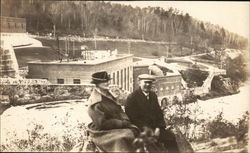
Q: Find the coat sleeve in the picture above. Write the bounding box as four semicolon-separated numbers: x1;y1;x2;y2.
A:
125;95;145;129
88;103;129;130
153;93;166;128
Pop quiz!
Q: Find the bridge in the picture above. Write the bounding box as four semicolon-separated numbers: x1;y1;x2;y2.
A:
163;55;227;96
193;68;226;96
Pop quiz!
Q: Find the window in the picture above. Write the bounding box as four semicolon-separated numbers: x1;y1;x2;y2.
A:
124;68;126;90
73;79;81;84
121;69;123;89
127;67;130;89
113;72;115;84
57;79;64;84
117;71;119;86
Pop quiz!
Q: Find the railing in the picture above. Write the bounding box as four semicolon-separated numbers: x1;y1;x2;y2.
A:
29;34;177;45
0;78;50;85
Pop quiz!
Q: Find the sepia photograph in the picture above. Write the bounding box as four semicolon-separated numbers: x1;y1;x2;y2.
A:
0;0;249;152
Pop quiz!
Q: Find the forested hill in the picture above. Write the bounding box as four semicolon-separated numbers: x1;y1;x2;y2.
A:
1;0;248;50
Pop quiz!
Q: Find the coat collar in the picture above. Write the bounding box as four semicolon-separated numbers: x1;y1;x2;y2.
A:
88;87;117;106
137;88;152;98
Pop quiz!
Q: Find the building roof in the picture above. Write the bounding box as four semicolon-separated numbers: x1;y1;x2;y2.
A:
28;54;133;66
133;58;181;77
0;16;26;22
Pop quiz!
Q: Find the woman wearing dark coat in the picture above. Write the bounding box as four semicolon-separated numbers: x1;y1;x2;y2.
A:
87;71;137;152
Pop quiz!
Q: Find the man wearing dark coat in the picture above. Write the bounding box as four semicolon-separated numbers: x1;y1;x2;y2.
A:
87;71;138;152
125;74;180;153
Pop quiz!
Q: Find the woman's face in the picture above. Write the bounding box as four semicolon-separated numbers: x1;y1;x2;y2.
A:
97;81;110;90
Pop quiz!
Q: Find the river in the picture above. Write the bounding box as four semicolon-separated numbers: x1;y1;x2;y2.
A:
191;83;249;123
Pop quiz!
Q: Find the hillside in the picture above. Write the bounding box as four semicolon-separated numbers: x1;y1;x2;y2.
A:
1;0;248;52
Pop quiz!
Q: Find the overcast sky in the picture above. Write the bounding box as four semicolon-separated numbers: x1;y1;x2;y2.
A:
111;1;249;39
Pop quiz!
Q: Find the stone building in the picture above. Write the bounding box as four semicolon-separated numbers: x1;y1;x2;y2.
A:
0;40;19;78
0;45;16;78
27;53;134;92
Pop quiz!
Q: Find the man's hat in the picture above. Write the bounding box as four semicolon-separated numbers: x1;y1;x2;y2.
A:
138;74;156;82
91;71;112;84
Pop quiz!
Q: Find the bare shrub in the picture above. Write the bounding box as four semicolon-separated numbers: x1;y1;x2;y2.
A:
207;111;249;140
1;117;88;152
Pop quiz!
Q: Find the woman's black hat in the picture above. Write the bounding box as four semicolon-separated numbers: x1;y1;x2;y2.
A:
91;71;112;84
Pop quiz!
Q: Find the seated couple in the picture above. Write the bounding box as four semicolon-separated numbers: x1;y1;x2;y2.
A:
87;71;180;153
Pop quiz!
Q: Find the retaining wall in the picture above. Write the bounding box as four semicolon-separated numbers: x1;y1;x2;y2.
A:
0;84;94;105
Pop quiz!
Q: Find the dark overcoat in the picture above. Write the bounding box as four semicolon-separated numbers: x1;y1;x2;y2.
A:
125;88;188;153
87;88;136;152
125;88;166;130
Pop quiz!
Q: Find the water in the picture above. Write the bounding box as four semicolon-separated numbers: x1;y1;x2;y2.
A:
193;84;249;123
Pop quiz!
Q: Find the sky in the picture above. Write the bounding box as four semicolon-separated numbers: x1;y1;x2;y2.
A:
111;1;250;39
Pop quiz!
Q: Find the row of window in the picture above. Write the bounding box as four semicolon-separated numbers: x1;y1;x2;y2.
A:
4;22;25;29
156;84;182;92
111;67;130;91
42;78;81;84
57;79;81;84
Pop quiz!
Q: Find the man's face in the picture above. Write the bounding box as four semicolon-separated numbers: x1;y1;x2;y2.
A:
139;80;153;93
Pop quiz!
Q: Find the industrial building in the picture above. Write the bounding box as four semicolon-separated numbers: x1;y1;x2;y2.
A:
133;58;183;101
27;51;134;92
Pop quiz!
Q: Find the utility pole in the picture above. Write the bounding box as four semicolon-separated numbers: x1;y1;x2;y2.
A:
53;25;56;38
67;38;70;61
94;36;97;49
165;45;169;58
190;36;193;55
94;28;98;49
56;35;60;61
65;37;69;62
128;41;131;54
72;40;75;59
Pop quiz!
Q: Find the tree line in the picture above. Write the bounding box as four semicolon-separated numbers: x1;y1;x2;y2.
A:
1;0;248;50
